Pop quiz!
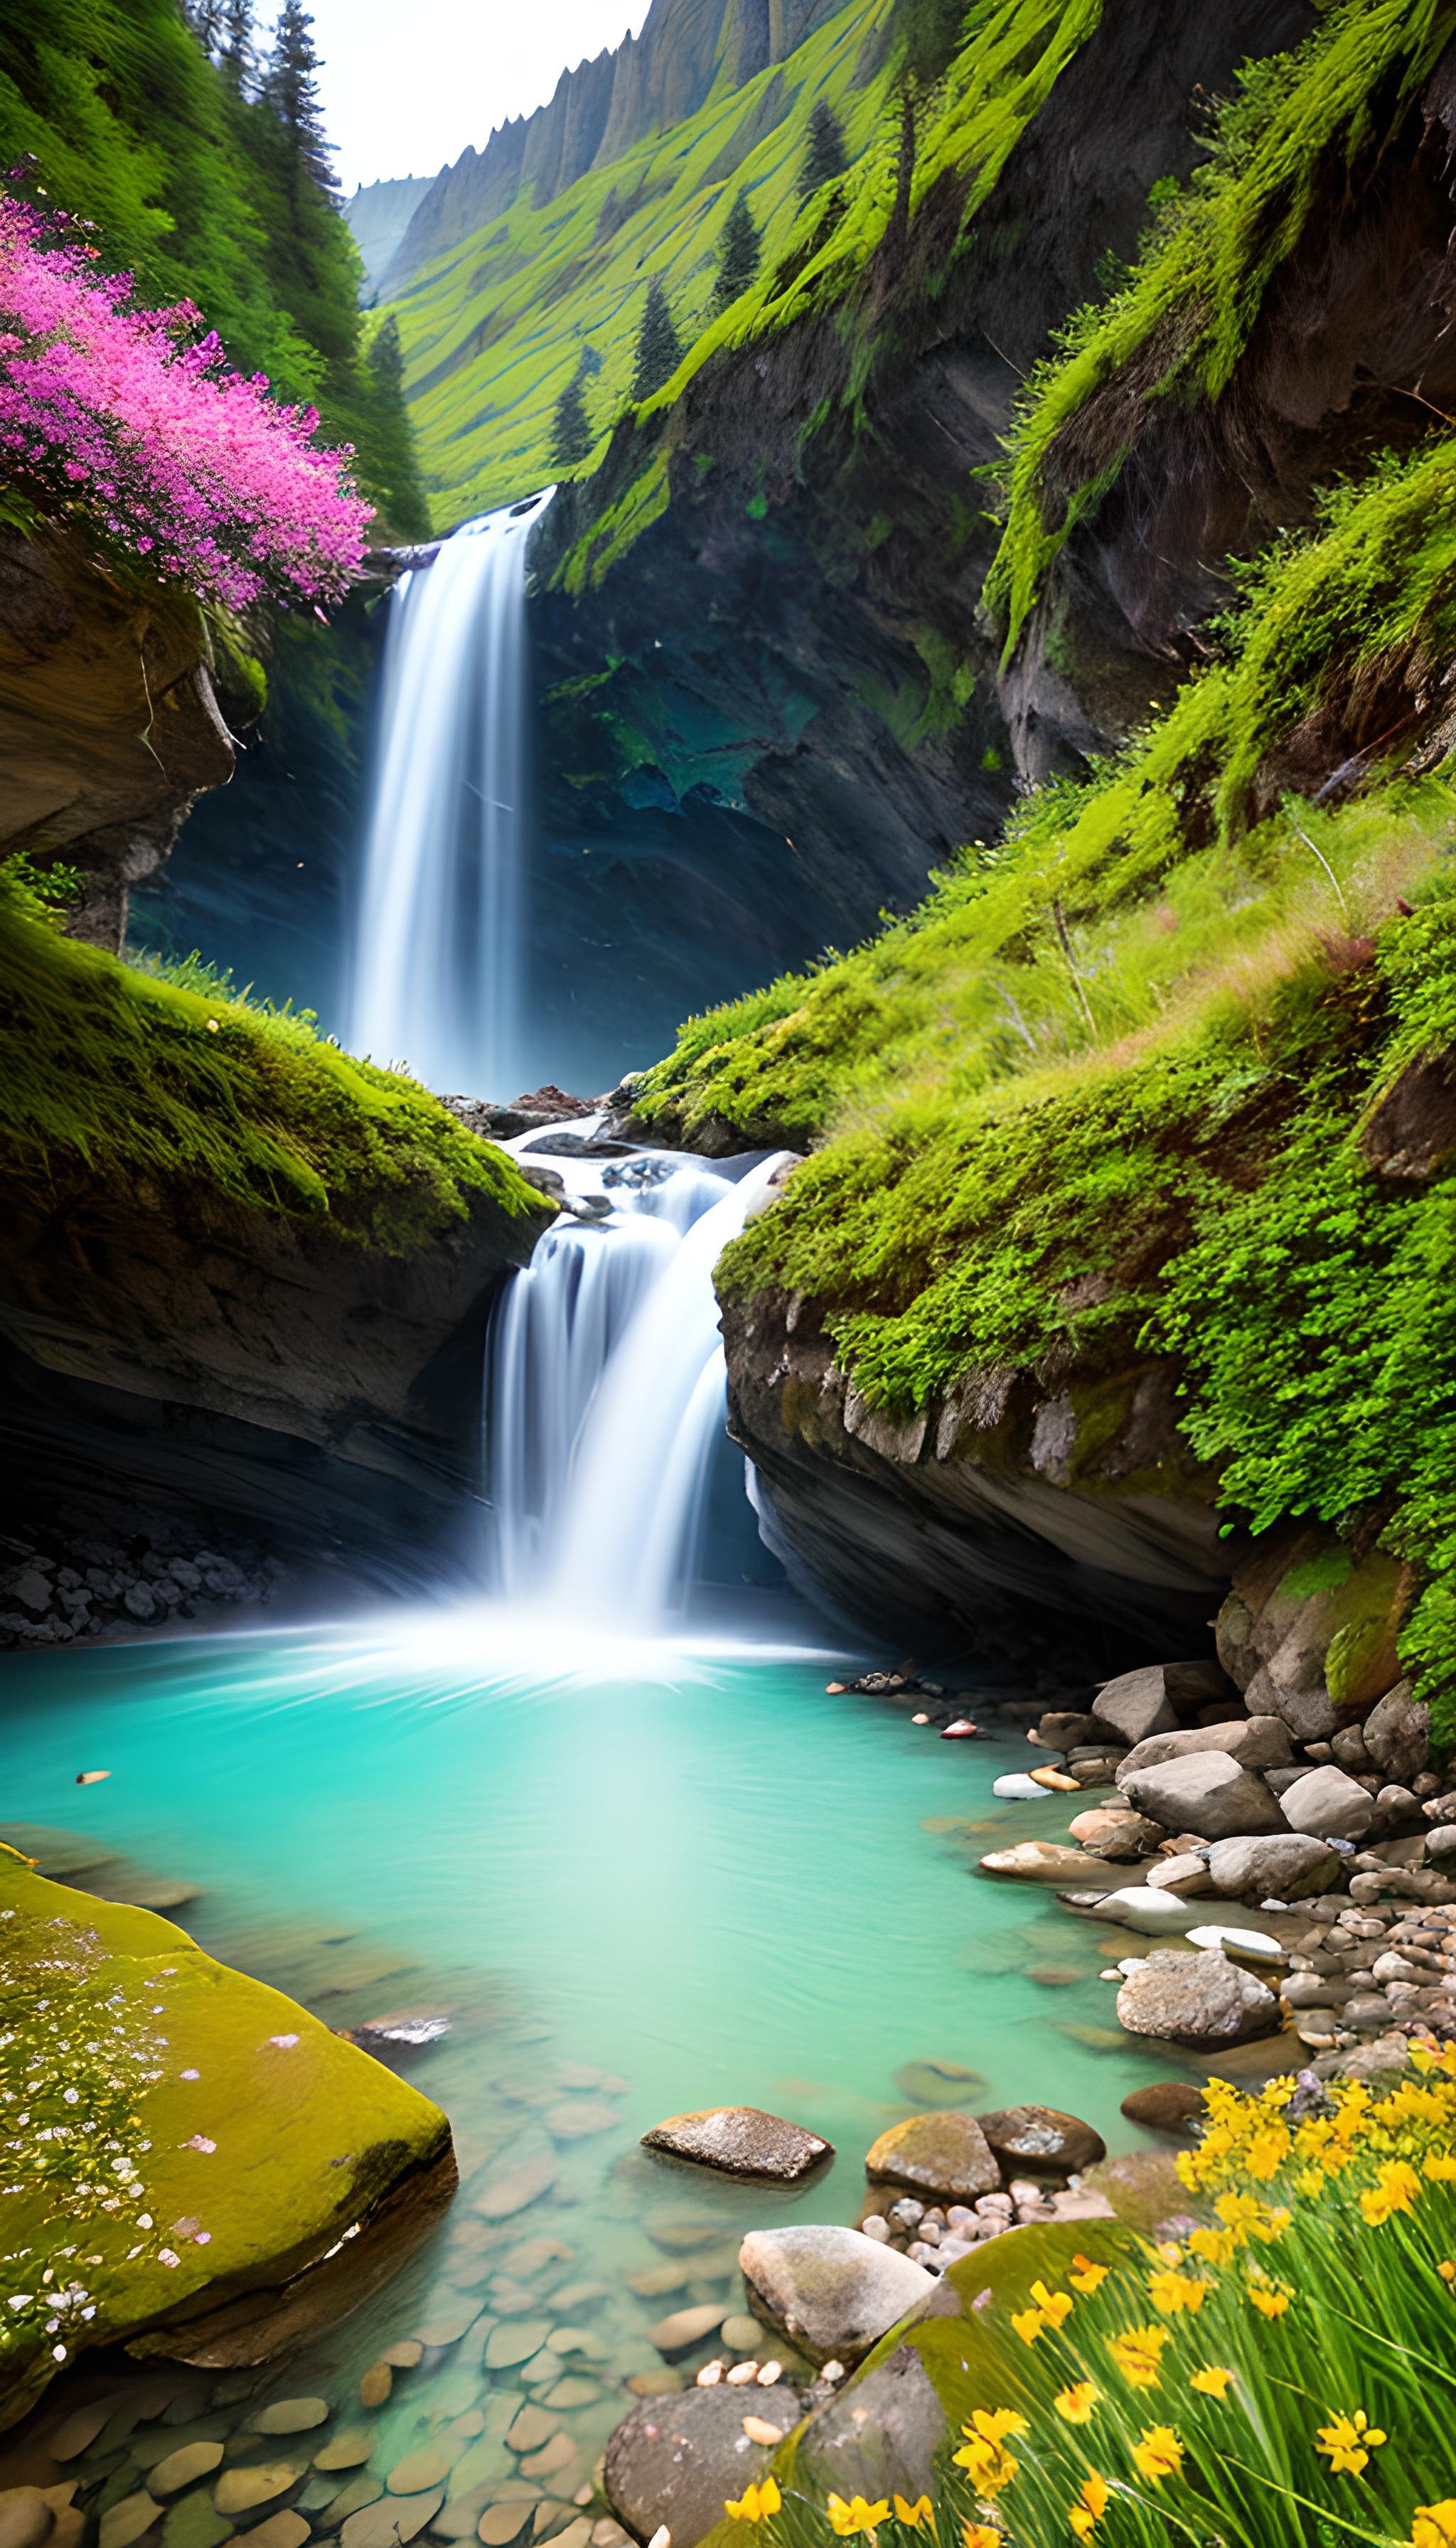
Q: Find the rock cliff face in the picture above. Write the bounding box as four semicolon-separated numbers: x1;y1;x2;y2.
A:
534;0;1315;972
378;0;852;293
0;523;235;949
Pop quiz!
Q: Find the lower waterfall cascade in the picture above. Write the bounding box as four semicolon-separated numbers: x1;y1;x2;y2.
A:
487;1138;790;1629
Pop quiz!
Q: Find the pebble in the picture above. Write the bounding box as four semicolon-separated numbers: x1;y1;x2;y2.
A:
242;2520;309;2548
485;2324;552;2372
100;2503;161;2548
214;2470;304;2517
0;2496;55;2548
992;1774;1046;1801
541;2382;599;2412
387;2448;454;2497
505;2412;557;2458
250;2404;330;2437
358;2368;391;2412
724;2365;758;2387
323;2479;382;2525
1185;1924;1286;1962
544;2104;619;2141
313;2434;375;2474
151;2446;224;2498
50;2407;115;2463
380;2343;424;2371
518;2439;576;2484
159;2495;231;2548
476;2158;559;2222
341;2493;443;2548
719;2315;766;2354
648;2303;729;2359
476;2512;532;2547
414;2298;483;2348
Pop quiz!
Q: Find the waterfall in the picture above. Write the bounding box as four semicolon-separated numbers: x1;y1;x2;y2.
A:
347;495;550;1094
488;1149;786;1628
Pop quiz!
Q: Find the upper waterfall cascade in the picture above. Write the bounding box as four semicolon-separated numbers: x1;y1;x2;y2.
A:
348;496;550;1095
488;1140;788;1628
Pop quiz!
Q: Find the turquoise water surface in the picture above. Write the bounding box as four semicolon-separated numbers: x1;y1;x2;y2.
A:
0;1602;1155;2480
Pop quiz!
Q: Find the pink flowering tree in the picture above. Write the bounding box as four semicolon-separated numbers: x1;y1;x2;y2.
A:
0;186;371;610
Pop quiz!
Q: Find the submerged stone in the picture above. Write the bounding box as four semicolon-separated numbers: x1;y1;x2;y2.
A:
641;2107;831;2183
864;2111;1000;2204
603;2382;801;2548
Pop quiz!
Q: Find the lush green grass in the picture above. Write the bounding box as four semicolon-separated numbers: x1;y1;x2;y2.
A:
0;865;546;1253
632;432;1456;1706
387;0;1108;526
984;0;1456;656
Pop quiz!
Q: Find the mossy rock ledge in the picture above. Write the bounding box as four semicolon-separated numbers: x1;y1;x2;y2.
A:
0;1850;456;2428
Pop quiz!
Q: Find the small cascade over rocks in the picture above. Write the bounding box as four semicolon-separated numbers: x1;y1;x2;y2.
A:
348;493;551;1094
488;1135;788;1628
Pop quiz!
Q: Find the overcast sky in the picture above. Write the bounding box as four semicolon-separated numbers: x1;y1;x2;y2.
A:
290;1;655;194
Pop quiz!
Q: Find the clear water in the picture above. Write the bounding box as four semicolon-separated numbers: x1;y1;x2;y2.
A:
0;1612;1157;2485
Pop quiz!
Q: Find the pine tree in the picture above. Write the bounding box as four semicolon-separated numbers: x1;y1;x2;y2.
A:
220;0;253;90
365;315;431;539
550;358;594;471
799;99;847;200
186;0;224;52
265;0;337;209
631;279;682;402
710;191;761;316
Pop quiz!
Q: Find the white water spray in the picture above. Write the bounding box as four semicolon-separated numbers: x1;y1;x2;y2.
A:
488;1149;786;1628
348;496;550;1093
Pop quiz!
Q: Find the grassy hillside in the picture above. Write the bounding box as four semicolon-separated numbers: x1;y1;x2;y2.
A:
633;426;1456;1709
386;0;1106;525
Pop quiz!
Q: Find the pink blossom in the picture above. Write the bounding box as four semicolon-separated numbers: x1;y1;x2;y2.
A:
0;187;372;607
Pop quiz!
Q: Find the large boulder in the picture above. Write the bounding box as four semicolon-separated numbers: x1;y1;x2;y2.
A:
1115;1949;1281;2048
1279;1765;1377;1843
1216;1531;1412;1735
738;2227;935;2367
975;2105;1106;2176
1363;1682;1430;1787
1204;1833;1340;1900
864;2111;1000;2203
1092;1661;1233;1745
641;2108;832;2183
1116;1718;1292;1782
795;2343;946;2505
603;2381;802;2548
1120;1752;1286;1840
0;1851;454;2428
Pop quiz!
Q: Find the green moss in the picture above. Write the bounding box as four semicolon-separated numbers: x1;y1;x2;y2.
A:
0;1848;450;2425
1278;1549;1354;1602
985;0;1456;653
0;866;546;1251
636;428;1456;1706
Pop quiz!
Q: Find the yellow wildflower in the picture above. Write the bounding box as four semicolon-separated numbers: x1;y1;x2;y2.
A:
1106;2324;1166;2389
1411;2505;1456;2547
1245;2122;1291;2180
1214;2192;1262;2237
1130;2426;1183;2485
1248;2204;1291;2244
1054;2382;1098;2424
1030;2278;1074;2328
725;2478;781;2522
893;2501;934;2533
1426;2153;1456;2182
960;2529;1002;2548
1315;2412;1387;2478
951;2411;1024;2498
1361;2161;1420;2227
1190;2365;1234;2397
1069;2255;1109;2295
1440;2261;1456;2284
1248;2284;1290;2319
1147;2268;1211;2316
827;2498;889;2538
1068;2473;1108;2542
1010;2306;1045;2345
1187;2225;1236;2269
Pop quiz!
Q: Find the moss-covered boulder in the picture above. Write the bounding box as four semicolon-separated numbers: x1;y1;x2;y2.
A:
0;1849;455;2429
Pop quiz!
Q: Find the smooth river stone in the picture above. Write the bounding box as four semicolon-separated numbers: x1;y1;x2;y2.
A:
160;2494;231;2548
486;2323;552;2372
150;2446;225;2498
641;2108;832;2184
517;2439;576;2483
0;2498;52;2548
864;2111;1000;2204
541;2382;599;2413
322;2480;381;2527
476;2512;532;2547
249;2404;329;2438
643;2217;723;2252
414;2297;483;2348
313;2432;374;2474
719;2316;769;2356
544;2103;619;2141
649;2303;730;2360
626;2265;690;2300
50;2407;116;2463
387;2447;454;2497
358;2367;392;2411
100;2499;161;2548
476;2154;559;2222
341;2496;442;2548
214;2467;304;2517
892;2060;986;2111
242;2519;309;2548
504;2411;557;2458
380;2343;424;2371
